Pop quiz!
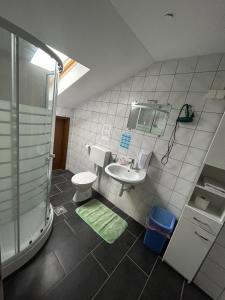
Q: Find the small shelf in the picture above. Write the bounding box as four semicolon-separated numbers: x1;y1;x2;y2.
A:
196;181;225;199
188;201;223;223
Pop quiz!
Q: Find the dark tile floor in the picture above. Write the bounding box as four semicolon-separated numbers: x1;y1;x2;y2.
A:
3;169;212;300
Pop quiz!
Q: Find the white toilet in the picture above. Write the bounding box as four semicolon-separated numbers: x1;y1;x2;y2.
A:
71;145;110;202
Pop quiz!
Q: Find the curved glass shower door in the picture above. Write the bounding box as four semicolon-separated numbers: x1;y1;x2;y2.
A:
18;38;57;251
0;17;62;272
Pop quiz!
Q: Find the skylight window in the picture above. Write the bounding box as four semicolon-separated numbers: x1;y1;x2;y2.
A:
31;47;68;71
31;45;89;95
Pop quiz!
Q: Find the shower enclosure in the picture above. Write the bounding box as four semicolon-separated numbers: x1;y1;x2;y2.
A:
0;17;63;277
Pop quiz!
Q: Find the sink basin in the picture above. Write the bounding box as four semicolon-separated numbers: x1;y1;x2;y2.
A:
105;163;146;184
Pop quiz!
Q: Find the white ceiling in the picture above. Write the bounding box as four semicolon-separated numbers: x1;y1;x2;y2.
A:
0;0;225;108
0;0;153;108
111;0;225;60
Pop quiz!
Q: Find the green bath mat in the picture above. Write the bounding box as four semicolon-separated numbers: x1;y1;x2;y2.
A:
75;199;128;244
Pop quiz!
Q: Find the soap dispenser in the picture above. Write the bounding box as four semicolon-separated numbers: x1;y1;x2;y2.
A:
138;151;152;170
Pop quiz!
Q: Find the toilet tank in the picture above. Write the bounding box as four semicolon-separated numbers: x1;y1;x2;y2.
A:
90;145;111;167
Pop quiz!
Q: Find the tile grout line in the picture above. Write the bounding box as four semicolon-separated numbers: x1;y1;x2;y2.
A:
91;253;110;277
126;255;149;277
137;256;159;300
179;279;186;300
91;230;144;300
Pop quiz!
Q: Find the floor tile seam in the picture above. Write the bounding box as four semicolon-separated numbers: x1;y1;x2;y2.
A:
91;253;110;277
91;230;144;299
54;184;65;192
126;255;149;277
64;218;78;236
40;252;91;299
137;256;160;300
179;279;185;300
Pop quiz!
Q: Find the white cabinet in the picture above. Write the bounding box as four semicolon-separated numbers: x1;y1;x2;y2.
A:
163;208;216;282
206;113;225;170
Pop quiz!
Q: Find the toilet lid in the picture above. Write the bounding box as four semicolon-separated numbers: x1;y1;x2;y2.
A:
71;172;97;185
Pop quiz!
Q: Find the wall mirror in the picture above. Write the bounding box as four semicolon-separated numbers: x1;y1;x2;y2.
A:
127;101;170;136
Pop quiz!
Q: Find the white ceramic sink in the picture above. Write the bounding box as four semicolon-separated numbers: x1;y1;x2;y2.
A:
105;163;146;184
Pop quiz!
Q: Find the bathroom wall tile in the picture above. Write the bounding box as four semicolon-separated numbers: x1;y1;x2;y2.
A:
160;60;178;75
167;204;182;219
177;56;198;73
141;135;156;152
163;158;182;176
174;178;193;197
168;92;187;109
191;130;214;150
67;53;224;231
169;191;187;210
197;112;222;132
196;54;222;72
204;99;225;113
143;75;158;91
159;171;177;189
170;143;188;161
110;91;120;103
179;163;199;182
175;127;194;146
185;92;207;111
156;75;174;91
116;104;127;116
118;91;129;104
146;62;162;76
129;91;142;104
184;147;206;167
172;73;193;91
114;116;124;129
200;258;225;288
108;103;118;115
153;184;172;206
140;91;155;103
147;166;162;183
131;77;145;91
150;152;164;170
211;71;225;90
154;139;168;155
189;72;216;92
153;91;170;104
121;78;133;91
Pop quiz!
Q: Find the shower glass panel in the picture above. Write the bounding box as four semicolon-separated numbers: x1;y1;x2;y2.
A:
18;38;56;251
0;16;62;276
0;28;15;262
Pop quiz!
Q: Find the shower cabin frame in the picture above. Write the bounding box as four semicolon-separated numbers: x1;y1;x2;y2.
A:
0;16;63;278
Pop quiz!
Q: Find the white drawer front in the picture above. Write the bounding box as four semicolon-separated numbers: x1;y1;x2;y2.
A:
182;205;222;236
164;218;215;281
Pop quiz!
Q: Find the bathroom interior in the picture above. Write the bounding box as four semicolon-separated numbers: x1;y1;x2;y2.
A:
1;1;225;299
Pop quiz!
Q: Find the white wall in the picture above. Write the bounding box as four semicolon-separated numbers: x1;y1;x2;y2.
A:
0;0;153;108
66;53;225;225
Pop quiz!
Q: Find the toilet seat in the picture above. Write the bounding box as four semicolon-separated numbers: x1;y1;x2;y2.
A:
71;171;97;185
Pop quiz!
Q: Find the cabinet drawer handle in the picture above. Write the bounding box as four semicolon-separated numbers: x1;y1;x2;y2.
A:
193;217;208;226
195;231;209;242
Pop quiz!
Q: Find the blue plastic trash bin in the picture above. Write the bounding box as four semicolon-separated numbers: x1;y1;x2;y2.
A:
144;206;176;254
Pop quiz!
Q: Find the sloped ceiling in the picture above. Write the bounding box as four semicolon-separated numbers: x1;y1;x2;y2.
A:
0;0;153;108
0;0;225;108
111;0;225;60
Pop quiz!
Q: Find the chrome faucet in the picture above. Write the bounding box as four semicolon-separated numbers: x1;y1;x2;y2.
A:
129;158;135;169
